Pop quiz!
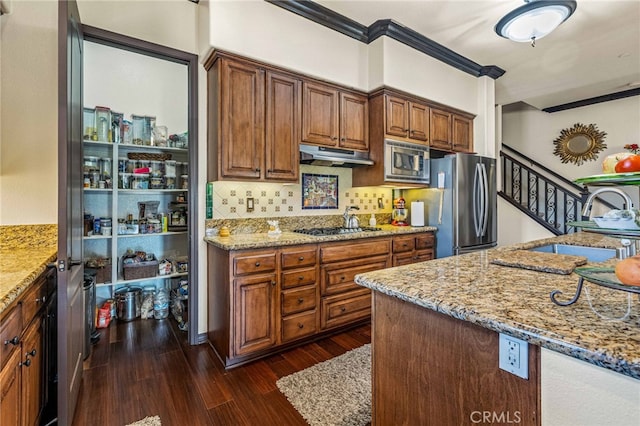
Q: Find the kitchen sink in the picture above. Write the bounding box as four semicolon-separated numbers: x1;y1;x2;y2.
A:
527;244;616;262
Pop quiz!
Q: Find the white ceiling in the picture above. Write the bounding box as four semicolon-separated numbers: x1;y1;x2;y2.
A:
315;0;640;110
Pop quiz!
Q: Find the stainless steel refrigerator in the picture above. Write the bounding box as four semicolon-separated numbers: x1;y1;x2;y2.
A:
406;153;497;258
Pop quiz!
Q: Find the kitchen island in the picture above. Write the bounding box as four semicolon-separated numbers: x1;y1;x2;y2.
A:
355;231;639;425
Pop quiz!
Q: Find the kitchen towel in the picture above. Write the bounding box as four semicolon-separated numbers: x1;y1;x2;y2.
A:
411;202;425;226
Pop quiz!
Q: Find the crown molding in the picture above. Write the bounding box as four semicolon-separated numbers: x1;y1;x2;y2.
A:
542;88;640;113
266;0;505;80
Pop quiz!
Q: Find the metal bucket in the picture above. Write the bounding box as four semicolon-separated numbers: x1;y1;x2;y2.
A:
114;286;142;321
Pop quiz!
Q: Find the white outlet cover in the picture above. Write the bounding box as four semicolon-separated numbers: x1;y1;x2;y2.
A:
499;333;529;379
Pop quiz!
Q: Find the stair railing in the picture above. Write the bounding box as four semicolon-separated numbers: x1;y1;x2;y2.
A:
500;144;616;235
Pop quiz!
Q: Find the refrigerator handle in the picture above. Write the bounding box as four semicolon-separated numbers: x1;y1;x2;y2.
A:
480;163;489;236
473;164;482;237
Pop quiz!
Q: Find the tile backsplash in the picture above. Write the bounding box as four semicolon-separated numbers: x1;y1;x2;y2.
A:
210;165;394;220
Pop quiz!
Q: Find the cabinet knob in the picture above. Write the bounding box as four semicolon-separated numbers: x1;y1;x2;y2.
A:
298;276;304;281
341;137;345;142
4;336;19;346
298;256;304;261
331;136;337;141
255;168;261;172
21;358;32;367
297;298;304;304
255;262;261;267
340;307;346;312
298;323;304;329
36;295;46;304
27;349;37;357
271;281;276;286
403;243;408;247
340;276;346;281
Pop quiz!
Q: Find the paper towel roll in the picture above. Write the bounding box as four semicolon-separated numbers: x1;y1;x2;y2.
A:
411;201;425;226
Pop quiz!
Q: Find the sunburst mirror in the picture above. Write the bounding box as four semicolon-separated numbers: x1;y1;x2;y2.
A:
552;123;607;166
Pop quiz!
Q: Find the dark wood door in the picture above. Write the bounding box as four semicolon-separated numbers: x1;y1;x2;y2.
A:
429;108;452;150
57;1;85;424
408;101;429;144
220;58;264;179
340;92;368;150
265;71;300;181
233;274;277;356
385;95;408;138
452;114;474;152
302;81;339;146
21;317;44;426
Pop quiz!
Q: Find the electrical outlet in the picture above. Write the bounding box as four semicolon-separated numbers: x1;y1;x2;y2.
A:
499;333;528;379
246;197;254;212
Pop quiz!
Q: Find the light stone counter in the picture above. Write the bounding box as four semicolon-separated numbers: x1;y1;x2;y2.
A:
204;224;437;250
355;231;640;379
0;225;57;316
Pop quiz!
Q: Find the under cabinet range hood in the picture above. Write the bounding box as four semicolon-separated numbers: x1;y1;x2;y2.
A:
299;144;374;167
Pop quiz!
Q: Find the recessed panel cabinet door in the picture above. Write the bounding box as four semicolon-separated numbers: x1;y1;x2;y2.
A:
221;59;265;178
340;92;369;150
408;101;429;143
385;95;408;138
0;348;21;426
265;71;300;181
430;108;452;150
452;114;473;152
233;274;277;356
302;82;339;146
22;317;44;426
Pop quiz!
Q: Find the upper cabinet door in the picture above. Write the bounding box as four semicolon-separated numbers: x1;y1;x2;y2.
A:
408;101;429;144
302;81;339;147
429;108;452;150
385;95;409;138
340;92;368;151
265;71;301;181
452;114;473;153
220;58;265;179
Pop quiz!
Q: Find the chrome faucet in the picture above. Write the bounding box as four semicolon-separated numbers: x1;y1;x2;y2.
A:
344;206;360;228
581;188;633;220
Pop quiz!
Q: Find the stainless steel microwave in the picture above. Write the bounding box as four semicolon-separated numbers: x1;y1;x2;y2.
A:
384;139;430;184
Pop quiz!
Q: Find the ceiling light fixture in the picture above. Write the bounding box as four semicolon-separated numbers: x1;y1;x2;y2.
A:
495;0;577;47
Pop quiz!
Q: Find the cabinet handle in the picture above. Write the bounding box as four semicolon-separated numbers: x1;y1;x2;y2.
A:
403;243;408;247
340;307;346;312
255;168;261;172
297;298;304;304
298;256;304;261
341;137;345;142
27;349;36;357
298;323;304;329
21;358;32;367
331;136;337;141
4;336;19;346
255;262;261;267
36;295;46;304
271;281;276;286
298;276;304;280
340;276;346;281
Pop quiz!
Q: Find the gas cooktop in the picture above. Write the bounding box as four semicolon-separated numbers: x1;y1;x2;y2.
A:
293;226;382;236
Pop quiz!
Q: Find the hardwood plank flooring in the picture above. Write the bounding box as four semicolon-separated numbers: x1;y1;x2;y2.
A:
72;319;371;426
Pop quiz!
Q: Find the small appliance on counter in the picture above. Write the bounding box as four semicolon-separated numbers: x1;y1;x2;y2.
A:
392;197;409;226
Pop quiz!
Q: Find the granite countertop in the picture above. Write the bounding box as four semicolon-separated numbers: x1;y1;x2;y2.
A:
204;224;437;250
355;231;640;380
0;225;57;316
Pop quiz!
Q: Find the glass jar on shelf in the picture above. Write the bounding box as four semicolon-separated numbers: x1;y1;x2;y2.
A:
111;111;123;144
95;106;112;142
83;107;95;141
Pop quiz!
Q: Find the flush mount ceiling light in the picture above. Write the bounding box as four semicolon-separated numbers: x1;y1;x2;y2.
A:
495;0;577;47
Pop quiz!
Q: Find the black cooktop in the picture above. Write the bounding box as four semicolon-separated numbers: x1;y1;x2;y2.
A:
293;226;382;236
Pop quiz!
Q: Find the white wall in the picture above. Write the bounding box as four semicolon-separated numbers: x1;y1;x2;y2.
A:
0;0;58;225
541;348;640;426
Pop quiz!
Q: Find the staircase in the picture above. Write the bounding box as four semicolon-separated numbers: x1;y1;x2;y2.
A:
499;144;617;235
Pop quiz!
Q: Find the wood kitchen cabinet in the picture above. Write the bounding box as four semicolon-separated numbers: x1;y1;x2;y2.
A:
430;107;474;153
392;232;435;266
207;53;300;182
0;267;54;426
319;238;391;329
280;246;318;343
384;94;429;145
302;81;369;151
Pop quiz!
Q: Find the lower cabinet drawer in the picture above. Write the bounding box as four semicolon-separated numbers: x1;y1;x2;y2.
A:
281;286;317;316
0;305;22;370
281;267;317;290
282;310;317;342
321;289;371;330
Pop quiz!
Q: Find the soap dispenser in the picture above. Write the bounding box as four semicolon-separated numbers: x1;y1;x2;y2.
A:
369;213;377;227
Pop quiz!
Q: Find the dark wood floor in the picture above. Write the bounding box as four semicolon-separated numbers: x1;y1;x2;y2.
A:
72;319;371;426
